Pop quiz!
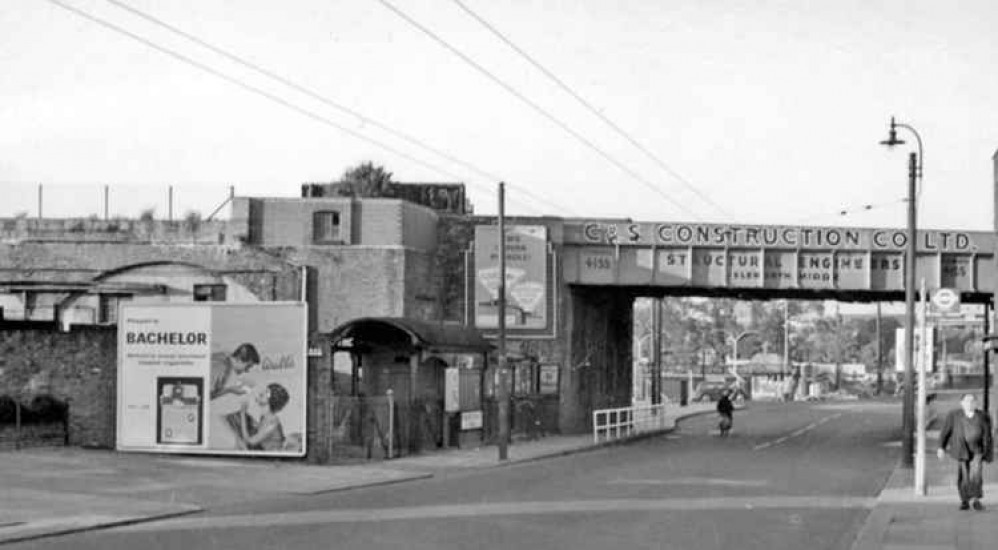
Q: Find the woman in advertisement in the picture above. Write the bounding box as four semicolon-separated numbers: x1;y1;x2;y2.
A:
228;383;290;451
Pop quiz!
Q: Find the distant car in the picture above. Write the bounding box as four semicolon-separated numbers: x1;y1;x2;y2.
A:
693;381;729;402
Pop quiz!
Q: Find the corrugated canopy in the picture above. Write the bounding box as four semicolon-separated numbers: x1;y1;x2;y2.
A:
328;317;493;353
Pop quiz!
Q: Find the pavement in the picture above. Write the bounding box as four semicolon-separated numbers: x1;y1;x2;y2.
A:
0;402;717;545
849;428;998;550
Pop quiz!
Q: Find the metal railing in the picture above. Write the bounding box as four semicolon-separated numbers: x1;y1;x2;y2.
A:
592;402;672;444
0;183;234;220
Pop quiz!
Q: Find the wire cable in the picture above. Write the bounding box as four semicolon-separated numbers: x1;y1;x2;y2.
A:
43;0;545;215
792;197;907;225
451;0;731;219
377;0;702;221
101;0;572;216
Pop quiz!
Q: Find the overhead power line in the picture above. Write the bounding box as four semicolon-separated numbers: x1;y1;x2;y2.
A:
451;0;731;219
793;197;907;225
44;0;545;215
101;0;572;217
377;0;702;221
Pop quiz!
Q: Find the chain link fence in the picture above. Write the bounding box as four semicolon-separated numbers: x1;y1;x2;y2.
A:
0;183;235;220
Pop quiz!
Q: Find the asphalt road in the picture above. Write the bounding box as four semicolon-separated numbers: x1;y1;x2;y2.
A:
13;400;902;550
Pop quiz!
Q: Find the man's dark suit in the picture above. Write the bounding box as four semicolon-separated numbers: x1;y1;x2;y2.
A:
938;408;993;504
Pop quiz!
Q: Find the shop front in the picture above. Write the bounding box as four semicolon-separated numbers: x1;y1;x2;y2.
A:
327;318;491;458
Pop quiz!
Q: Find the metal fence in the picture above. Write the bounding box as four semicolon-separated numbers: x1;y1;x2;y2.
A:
0;395;70;450
0;183;235;220
318;394;396;461
592;402;674;444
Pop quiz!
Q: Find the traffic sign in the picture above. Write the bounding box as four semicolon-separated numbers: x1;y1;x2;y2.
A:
929;288;961;317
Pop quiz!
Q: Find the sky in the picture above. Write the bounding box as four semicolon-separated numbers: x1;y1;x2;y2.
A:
2;0;998;228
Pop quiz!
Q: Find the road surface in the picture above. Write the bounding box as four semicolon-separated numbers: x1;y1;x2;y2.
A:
13;400;901;550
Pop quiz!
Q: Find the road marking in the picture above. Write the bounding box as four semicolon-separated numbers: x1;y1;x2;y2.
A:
609;477;769;487
118;495;876;533
753;413;843;451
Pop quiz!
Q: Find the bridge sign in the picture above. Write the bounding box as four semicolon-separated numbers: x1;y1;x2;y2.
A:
562;221;992;294
929;288;961;317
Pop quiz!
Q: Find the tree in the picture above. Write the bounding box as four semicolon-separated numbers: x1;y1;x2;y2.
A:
336;162;395;198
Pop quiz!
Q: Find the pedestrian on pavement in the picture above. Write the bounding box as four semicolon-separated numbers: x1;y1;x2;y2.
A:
717;389;734;436
936;393;993;511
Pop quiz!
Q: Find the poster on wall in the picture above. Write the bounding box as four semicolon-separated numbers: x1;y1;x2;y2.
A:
117;302;307;457
474;225;549;330
539;364;560;394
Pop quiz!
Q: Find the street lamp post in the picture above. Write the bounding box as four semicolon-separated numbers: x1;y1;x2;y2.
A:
721;329;759;387
783;300;790;376
880;116;923;469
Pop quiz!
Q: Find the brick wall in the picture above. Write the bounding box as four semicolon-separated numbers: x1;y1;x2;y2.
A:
230;196;439;250
277;247;439;332
0;217;229;245
0;242;301;300
0;326;117;447
398;202;438;251
436;215;476;322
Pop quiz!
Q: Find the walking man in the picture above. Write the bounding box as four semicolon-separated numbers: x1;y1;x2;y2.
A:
936;393;993;511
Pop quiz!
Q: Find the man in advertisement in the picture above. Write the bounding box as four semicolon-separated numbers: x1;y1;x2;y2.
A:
210;343;260;400
118;303;306;457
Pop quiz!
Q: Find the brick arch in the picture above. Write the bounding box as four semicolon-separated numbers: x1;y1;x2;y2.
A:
57;261;260;326
91;260;218;281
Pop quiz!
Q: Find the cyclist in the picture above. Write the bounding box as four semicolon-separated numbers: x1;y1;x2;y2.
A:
717;389;735;436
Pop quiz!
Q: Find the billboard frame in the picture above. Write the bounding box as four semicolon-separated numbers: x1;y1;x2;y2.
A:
115;301;308;458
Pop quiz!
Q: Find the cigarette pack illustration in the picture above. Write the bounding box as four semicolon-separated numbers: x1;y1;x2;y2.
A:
157;377;203;445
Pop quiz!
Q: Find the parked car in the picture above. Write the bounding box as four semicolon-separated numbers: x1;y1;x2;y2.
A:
693;381;729;402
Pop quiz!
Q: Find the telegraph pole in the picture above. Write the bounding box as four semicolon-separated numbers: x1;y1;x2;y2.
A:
990;148;998;420
783;300;790;376
497;182;509;461
651;298;662;404
876;302;883;395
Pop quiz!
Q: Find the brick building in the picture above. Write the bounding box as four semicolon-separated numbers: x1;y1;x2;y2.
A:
0;181;633;459
0;184;499;460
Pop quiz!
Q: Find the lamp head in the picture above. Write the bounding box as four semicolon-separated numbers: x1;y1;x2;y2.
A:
879;116;905;147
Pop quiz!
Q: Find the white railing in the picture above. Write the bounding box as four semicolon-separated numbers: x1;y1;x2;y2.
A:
592;402;672;444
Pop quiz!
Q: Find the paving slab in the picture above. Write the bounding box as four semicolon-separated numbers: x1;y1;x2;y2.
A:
850;451;998;550
0;489;200;544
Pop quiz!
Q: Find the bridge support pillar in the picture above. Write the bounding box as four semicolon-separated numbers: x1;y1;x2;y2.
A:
560;287;634;433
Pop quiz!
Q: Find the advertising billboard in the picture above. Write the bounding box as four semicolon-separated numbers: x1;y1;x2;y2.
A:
116;302;307;457
474;225;549;330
